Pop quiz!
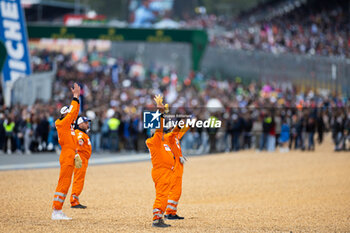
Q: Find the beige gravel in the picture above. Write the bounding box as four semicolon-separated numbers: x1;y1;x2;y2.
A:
0;137;350;232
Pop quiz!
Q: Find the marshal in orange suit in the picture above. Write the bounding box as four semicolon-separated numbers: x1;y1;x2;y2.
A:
51;83;83;220
146;95;175;228
70;116;92;209
165;125;190;220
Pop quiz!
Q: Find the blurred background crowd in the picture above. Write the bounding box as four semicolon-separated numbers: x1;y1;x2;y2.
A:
0;49;349;155
0;0;350;155
20;0;350;58
128;0;350;57
198;0;350;57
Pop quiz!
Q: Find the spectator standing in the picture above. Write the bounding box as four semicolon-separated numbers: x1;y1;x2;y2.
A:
3;117;16;154
274;112;282;148
130;115;140;152
316;111;325;144
344;113;350;150
90;113;102;152
208;115;219;153
15;114;26;153
242;113;253;149
289;115;298;150
108;114;121;152
37;113;50;151
0;113;5;153
332;113;345;151
47;115;58;151
260;113;272;151
101;116;110;151
24;116;34;155
295;115;305;150
230;113;242;151
267;116;276;152
306;117;316;151
279;119;290;153
252;115;263;150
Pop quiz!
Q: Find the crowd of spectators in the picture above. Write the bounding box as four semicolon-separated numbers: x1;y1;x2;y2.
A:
113;0;350;58
0;50;350;155
184;0;350;58
1;1;350;155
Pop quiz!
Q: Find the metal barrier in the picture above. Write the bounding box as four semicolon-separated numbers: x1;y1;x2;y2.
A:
201;47;350;96
111;42;191;78
110;43;350;96
12;67;56;106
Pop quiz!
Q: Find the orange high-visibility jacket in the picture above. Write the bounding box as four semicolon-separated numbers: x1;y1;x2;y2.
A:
164;126;181;156
75;129;92;159
55;99;80;151
165;126;190;176
146;117;175;170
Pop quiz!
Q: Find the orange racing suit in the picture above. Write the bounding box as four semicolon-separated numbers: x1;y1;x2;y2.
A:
146;117;175;220
165;126;190;215
52;98;80;210
70;129;92;207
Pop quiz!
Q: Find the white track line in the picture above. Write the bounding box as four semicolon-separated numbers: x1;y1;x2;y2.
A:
0;154;150;171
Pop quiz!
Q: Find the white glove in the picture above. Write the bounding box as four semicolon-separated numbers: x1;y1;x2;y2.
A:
180;156;187;164
74;154;82;168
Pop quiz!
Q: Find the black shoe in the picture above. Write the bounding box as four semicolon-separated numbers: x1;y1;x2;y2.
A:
152;218;171;228
71;204;87;209
165;214;184;220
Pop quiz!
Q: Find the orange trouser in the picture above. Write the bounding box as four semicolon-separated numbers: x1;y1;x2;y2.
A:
52;148;75;210
70;156;89;206
165;174;183;215
152;167;173;220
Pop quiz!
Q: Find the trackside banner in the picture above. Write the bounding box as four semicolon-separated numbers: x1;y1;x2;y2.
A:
0;0;31;84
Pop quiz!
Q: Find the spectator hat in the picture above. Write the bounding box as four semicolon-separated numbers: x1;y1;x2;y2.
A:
77;116;91;125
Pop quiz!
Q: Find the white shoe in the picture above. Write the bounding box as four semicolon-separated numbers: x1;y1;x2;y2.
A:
279;147;289;153
47;143;53;151
51;210;72;220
